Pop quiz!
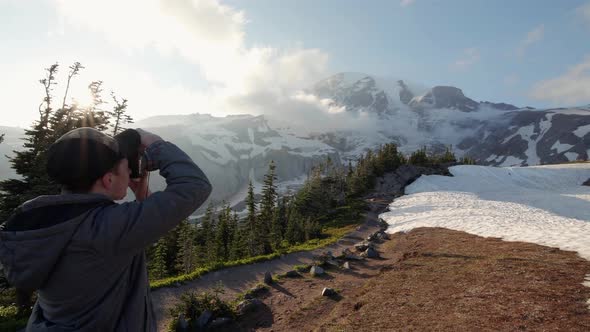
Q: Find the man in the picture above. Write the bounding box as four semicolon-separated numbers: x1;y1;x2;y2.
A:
0;127;212;331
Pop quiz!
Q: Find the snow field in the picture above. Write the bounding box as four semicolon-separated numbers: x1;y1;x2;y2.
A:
379;164;590;307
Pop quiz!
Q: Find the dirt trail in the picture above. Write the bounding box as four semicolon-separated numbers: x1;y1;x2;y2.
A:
223;228;590;332
152;200;389;331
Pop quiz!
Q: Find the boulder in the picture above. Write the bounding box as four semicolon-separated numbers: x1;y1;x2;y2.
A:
285;270;301;278
362;247;379;259
354;241;372;252
236;298;264;316
264;271;273;285
244;284;268;299
310;265;325;276
196;310;213;328
208;317;233;329
342;248;364;261
322;287;337;297
342;262;351;269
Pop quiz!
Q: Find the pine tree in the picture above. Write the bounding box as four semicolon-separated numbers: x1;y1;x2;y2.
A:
270;196;288;249
214;203;232;261
0;63;122;220
175;220;197;274
108;92;133;135
0;64;60;220
200;202;216;263
244;180;258;256
229;212;246;260
258;161;277;254
150;238;169;279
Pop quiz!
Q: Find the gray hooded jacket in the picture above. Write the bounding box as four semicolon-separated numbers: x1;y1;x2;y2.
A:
0;140;212;331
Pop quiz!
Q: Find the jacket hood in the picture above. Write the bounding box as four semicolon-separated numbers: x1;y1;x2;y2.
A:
0;194;113;290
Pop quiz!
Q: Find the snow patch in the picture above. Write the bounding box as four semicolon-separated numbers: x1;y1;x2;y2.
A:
565;152;579;161
500;155;524;166
551;140;574;154
574;124;590;138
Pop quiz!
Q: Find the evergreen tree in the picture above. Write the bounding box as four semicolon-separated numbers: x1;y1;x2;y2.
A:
258;161;277;254
270;196;288;249
150;238;169;279
244;180;258;256
214;203;232;261
229;211;246;260
108;92;133;135
200;202;216;263
0;63;124;220
0;64;61;220
175;220;197;274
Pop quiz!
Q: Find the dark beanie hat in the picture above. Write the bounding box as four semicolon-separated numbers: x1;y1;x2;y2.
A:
46;128;124;192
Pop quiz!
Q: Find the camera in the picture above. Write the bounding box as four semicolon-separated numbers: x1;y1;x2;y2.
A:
114;129;146;178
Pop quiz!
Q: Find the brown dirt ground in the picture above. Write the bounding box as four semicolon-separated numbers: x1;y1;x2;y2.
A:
218;227;590;332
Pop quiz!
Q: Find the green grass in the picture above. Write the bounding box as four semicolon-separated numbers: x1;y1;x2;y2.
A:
150;224;357;290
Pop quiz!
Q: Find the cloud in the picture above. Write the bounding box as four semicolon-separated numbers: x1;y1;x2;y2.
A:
452;48;480;70
529;56;590;105
45;0;392;138
53;0;329;94
515;25;544;57
400;0;415;7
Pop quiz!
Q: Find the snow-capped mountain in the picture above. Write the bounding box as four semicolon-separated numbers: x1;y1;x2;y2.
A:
1;72;589;210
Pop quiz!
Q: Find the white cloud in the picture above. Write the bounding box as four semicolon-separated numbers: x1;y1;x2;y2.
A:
452;48;480;70
400;0;415;7
516;25;544;57
41;0;383;137
53;0;328;95
529;56;590;105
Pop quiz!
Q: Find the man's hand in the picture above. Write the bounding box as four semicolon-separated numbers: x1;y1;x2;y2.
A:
135;128;162;150
129;173;151;201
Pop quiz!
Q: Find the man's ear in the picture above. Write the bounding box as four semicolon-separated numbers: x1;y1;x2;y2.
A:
100;171;114;190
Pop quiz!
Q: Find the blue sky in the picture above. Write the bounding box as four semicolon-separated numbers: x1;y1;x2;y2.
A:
1;0;590;127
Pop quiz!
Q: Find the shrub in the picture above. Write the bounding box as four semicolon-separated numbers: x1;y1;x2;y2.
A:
168;284;235;332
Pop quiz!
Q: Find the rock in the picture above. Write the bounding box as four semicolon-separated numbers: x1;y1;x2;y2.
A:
285;270;300;278
295;265;311;273
264;271;273;284
354;241;371;252
322;287;337;297
236;298;264;316
325;259;340;267
342;262;350;269
310;265;325;276
208;317;233;329
244;284;268;299
374;231;390;241
343;248;364;261
176;314;188;331
362;247;379;259
583;178;590;186
197;310;213;328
